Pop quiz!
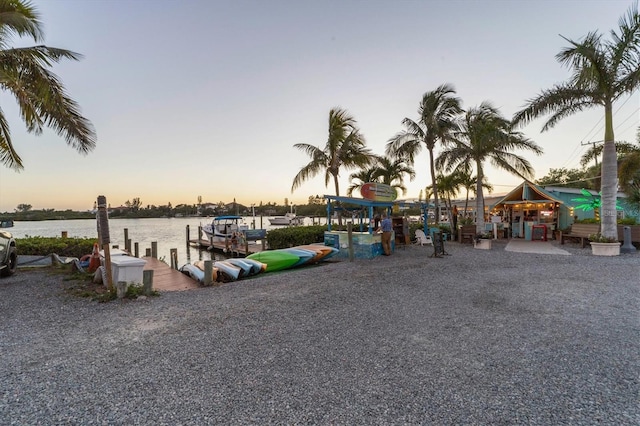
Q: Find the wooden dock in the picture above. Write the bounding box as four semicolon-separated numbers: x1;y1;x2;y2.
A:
142;256;200;292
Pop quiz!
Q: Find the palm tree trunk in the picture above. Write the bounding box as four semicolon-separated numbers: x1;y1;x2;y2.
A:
429;149;439;225
333;173;343;226
600;103;617;239
475;162;485;234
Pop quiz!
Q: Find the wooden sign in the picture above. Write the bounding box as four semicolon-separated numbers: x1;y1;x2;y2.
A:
430;231;448;258
360;182;397;201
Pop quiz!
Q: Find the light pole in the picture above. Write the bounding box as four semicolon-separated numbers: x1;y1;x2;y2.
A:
251;204;256;229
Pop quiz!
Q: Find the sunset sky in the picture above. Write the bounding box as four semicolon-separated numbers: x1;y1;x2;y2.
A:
0;0;638;212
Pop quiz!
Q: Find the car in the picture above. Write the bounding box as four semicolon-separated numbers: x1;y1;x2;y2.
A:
0;230;17;277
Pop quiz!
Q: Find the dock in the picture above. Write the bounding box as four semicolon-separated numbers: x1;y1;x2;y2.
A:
142;256;200;292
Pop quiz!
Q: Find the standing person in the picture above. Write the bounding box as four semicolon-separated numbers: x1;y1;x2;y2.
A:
378;213;393;256
452;205;459;240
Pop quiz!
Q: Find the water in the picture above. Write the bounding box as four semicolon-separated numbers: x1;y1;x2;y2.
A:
9;216;331;266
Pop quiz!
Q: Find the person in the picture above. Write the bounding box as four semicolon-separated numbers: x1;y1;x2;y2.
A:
451;206;458;238
230;231;239;257
377;213;393;256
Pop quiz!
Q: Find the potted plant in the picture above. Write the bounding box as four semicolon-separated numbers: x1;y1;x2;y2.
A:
473;232;493;250
588;233;620;256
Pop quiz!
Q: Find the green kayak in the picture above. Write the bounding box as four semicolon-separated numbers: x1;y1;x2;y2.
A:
246;250;300;272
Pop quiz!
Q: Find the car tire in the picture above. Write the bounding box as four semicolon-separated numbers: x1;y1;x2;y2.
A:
1;246;17;277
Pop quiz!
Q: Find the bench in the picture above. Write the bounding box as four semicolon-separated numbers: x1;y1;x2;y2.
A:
458;225;476;244
560;223;600;248
618;225;640;245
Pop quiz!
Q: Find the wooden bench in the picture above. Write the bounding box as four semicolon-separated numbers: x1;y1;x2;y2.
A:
560;223;600;248
618;225;640;245
458;225;476;244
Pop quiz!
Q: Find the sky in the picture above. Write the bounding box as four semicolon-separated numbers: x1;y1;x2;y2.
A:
0;0;638;212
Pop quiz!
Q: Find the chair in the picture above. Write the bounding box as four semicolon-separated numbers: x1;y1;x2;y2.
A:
414;229;433;246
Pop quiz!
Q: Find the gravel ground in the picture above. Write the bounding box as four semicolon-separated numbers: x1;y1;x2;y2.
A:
1;241;639;425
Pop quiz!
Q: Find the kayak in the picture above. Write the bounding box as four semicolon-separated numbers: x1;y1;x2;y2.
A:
246;250;300;272
238;257;266;275
281;247;317;267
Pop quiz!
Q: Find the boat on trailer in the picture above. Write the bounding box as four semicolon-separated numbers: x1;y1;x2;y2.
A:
202;216;248;242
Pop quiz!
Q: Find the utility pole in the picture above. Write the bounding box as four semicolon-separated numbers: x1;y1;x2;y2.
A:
581;140;604;167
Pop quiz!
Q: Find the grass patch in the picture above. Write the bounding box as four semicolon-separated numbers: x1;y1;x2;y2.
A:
54;264;160;302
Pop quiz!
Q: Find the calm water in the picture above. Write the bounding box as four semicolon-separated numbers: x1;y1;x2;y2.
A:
9;216;331;266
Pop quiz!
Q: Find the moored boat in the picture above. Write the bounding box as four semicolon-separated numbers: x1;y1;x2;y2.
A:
202;215;248;242
268;212;304;226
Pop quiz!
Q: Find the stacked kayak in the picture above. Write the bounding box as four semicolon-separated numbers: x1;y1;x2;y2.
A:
179;244;338;284
246;244;338;272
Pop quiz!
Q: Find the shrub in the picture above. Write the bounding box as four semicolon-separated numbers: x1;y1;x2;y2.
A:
618;217;637;225
266;225;326;249
588;233;618;243
16;236;97;258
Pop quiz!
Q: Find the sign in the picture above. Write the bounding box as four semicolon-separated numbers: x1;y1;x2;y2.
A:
430;231;447;258
324;233;339;248
360;182;397;201
243;229;266;241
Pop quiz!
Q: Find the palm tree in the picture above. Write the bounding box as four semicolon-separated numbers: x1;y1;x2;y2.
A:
346;155;415;197
619;128;640;206
0;1;96;170
437;102;543;233
292;108;374;223
432;172;462;233
456;170;493;217
347;165;380;197
386;84;462;221
372;155;415;196
512;3;640;239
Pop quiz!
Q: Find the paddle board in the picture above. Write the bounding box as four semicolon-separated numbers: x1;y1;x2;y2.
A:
360;182;397;201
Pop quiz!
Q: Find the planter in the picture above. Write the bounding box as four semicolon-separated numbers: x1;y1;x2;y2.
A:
474;239;492;250
590;242;620;256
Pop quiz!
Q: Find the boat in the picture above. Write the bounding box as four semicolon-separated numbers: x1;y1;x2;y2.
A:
202;216;248;242
268;212;305;226
0;219;14;228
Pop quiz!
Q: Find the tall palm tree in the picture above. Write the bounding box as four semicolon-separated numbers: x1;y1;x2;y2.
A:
386;84;462;221
512;3;640;239
437;102;543;233
0;1;96;170
292;108;374;224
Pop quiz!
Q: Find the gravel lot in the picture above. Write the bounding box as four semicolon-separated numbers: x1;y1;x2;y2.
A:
1;241;639;425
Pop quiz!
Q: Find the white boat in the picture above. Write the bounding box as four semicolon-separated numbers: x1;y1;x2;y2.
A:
269;212;304;226
202;216;248;242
